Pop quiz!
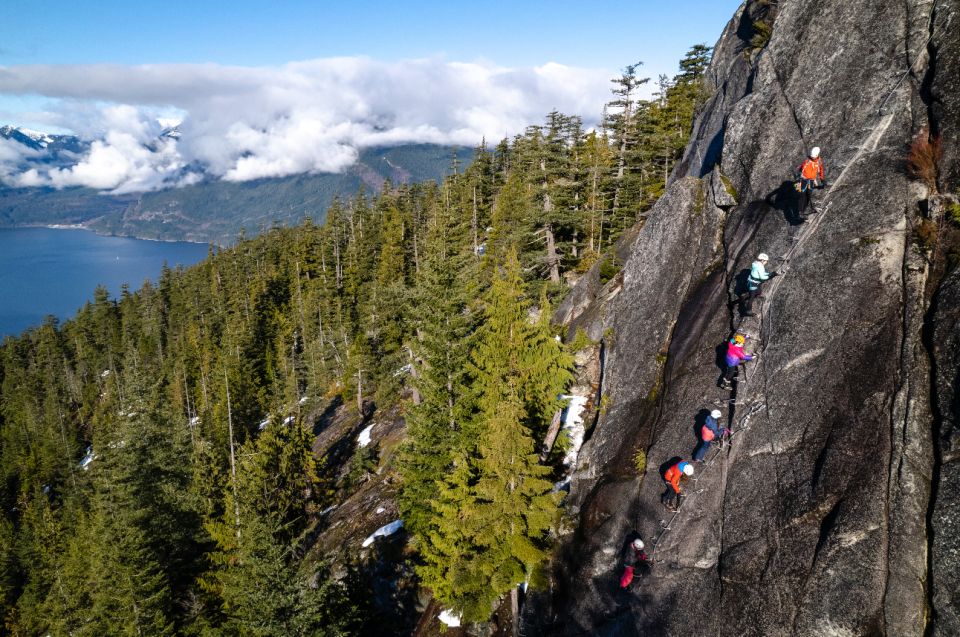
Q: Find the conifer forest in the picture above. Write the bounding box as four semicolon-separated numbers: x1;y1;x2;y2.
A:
0;46;711;635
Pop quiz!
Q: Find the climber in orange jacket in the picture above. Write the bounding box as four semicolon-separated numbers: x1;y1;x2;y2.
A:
660;460;694;511
794;146;827;220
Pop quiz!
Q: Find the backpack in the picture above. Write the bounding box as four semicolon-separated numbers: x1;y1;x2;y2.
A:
701;425;715;442
800;157;822;180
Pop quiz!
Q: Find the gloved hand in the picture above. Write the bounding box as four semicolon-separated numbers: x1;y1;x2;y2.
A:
769;271;780;278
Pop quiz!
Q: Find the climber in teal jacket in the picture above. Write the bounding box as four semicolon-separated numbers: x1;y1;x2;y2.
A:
741;253;778;316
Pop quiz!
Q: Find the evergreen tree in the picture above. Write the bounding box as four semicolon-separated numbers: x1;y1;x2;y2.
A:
398;199;476;537
417;251;570;622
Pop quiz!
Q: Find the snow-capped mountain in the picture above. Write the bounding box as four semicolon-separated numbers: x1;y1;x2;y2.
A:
0;126;89;163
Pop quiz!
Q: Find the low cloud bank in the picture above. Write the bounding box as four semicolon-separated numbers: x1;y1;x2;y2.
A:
0;57;612;193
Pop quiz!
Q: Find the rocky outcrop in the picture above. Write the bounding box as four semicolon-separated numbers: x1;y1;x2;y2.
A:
530;0;960;634
931;267;960;635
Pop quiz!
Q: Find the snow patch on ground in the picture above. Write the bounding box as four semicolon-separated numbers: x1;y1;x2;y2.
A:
282;415;294;425
361;519;403;547
559;394;589;467
79;447;96;470
258;417;270;431
357;424;374;448
438;609;462;627
188;416;200;427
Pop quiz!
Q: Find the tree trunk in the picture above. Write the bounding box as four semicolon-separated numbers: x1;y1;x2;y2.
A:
356;369;364;415
544;225;561;283
407;345;421;405
472;185;479;256
540;408;564;462
511;587;520;637
224;366;240;538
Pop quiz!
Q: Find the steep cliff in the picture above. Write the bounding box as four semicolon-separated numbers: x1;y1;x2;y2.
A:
532;0;960;634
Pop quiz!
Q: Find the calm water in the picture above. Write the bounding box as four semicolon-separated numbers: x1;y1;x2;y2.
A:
0;227;210;337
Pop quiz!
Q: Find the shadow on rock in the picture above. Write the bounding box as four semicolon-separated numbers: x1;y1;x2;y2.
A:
766;179;804;226
311;394;343;437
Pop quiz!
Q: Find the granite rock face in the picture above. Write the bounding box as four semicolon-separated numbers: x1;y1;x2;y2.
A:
528;0;960;634
931;267;960;635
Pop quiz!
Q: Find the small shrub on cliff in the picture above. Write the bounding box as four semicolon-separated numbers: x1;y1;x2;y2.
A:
598;254;621;285
750;20;772;51
633;448;647;475
569;327;595;352
914;219;939;251
948;200;960;226
907;127;942;192
575;249;601;273
720;173;739;202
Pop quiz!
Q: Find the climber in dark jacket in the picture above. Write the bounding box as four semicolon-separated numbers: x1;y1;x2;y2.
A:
794;146;827;220
693;409;728;461
619;538;651;589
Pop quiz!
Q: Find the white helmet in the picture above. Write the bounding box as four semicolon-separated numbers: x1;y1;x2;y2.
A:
757;253;769;262
810;146;821;158
632;538;645;550
710;409;722;419
682;464;694;476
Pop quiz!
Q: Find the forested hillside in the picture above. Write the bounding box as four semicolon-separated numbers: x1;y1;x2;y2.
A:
0;144;458;245
0;45;710;635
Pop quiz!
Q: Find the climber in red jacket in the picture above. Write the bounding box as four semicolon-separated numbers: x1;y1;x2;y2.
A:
661;460;694;511
619;537;651;589
795;146;827;220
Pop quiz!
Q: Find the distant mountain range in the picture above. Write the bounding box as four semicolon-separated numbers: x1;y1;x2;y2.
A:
0;126;463;244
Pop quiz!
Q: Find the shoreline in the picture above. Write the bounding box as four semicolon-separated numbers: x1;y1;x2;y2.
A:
0;223;216;247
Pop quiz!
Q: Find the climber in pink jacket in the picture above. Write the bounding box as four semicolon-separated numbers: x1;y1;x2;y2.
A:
720;333;753;389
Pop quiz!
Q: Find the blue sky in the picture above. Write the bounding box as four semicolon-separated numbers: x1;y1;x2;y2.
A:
2;0;740;81
0;1;743;192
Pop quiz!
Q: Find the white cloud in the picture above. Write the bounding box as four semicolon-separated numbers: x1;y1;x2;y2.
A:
0;57;613;192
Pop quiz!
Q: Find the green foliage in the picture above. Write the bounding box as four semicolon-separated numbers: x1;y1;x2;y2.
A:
750;20;772;51
346;445;378;488
412;252;570;622
569;328;595;352
633;448;647;475
694;180;707;214
0;145;459;245
720;173;739;202
0;42;714;631
599;254;622;285
947;200;960;225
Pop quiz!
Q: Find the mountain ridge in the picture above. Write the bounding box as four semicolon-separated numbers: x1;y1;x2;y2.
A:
0;127;462;243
